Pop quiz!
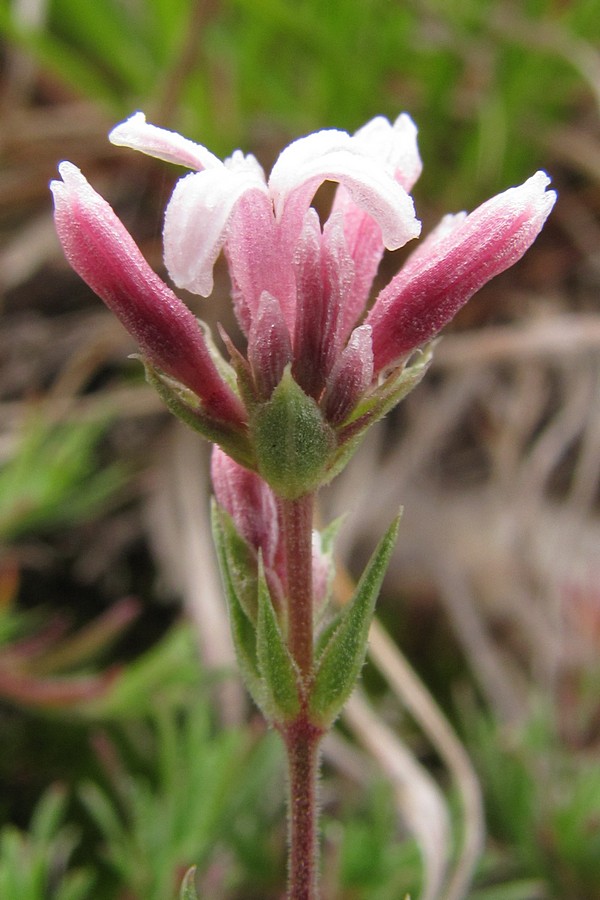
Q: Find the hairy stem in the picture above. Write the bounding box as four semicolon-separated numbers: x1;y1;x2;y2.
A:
280;493;321;899
284;718;322;900
281;494;315;676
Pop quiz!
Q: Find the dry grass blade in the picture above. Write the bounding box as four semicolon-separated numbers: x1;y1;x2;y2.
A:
366;619;485;900
145;424;245;726
343;689;451;900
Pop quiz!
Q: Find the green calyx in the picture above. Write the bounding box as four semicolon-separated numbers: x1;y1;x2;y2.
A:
251;367;335;499
143;362;255;469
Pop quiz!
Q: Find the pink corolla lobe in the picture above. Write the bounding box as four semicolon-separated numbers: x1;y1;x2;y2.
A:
51;162;245;427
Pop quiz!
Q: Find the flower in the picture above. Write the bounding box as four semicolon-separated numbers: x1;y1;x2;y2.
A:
366;171;557;371
50;162;246;428
109;112;421;335
52;112;556;480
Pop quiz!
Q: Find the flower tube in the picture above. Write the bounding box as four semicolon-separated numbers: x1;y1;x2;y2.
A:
51;162;246;427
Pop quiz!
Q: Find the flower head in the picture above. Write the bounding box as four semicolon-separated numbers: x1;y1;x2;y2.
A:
52;112;556;491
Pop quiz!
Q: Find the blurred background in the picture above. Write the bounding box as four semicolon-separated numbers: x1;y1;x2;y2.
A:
0;0;599;898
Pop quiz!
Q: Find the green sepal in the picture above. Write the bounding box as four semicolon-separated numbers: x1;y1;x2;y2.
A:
210;502;263;709
343;344;434;432
252;366;335;499
328;345;434;482
309;512;402;726
197;319;238;392
143;361;256;470
211;503;259;623
179;866;199;900
256;559;301;721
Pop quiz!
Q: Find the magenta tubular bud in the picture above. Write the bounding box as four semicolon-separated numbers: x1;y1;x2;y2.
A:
211;446;279;567
247;291;293;400
367;172;557;372
51;162;246;427
323;324;374;425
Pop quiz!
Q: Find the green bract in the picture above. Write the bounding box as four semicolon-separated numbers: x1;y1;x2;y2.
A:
252;368;335;499
310;513;401;727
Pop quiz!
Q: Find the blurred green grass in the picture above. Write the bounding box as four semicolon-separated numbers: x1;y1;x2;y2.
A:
2;0;599;204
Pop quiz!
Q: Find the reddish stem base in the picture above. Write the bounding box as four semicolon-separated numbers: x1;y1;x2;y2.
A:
283;717;323;900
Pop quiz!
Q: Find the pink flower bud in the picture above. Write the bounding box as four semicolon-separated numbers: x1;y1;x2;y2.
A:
51;162;245;426
292;211;353;400
323;324;374;425
211;447;280;568
248;292;293;400
367;172;557;372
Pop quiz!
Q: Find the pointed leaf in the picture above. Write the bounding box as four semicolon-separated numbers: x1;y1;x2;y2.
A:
256;561;300;721
211;502;259;623
211;503;263;708
310;513;401;725
179;866;200;900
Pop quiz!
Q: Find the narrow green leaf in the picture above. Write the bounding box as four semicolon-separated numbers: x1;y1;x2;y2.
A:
211;503;263;709
310;513;402;726
211;504;258;623
179;866;200;900
0;10;119;105
29;784;68;842
256;561;300;721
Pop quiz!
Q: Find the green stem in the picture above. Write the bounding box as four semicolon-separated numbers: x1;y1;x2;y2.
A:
280;493;321;899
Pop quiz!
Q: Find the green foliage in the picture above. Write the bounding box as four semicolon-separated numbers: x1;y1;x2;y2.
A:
465;705;600;898
256;561;301;720
0;414;124;543
211;502;264;708
80;702;280;900
0;0;188;110
323;779;421;899
0;620;287;898
0;786;94;900
310;515;401;727
4;0;594;204
94;625;206;719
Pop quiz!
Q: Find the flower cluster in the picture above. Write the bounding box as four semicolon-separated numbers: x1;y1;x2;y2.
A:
51;112;556;496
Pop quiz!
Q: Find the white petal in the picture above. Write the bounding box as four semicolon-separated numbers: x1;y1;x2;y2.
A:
225;149;266;182
163;165;269;295
109;112;222;171
353;113;423;191
268;128;352;218
268;128;421;251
